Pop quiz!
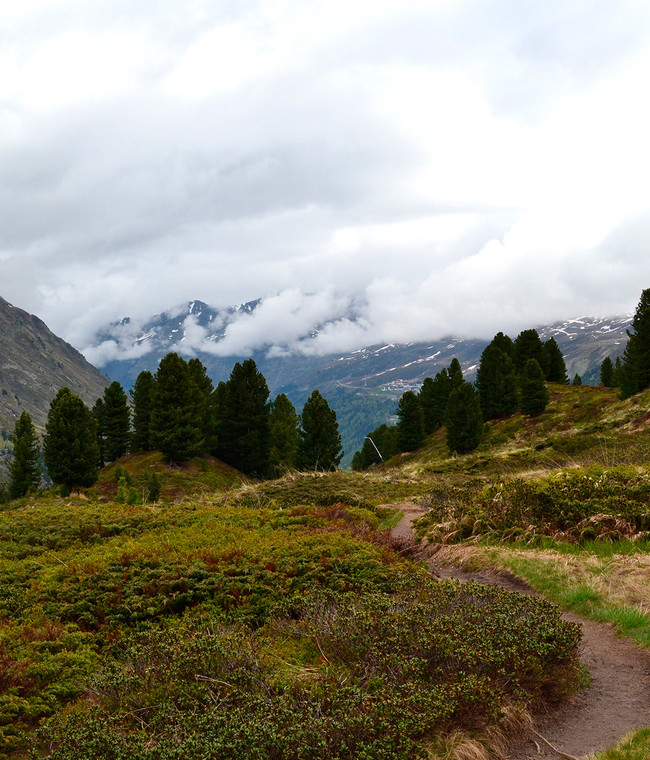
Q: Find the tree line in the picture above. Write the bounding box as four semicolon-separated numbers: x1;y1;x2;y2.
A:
353;288;650;469
353;329;566;468
4;354;343;498
599;288;650;398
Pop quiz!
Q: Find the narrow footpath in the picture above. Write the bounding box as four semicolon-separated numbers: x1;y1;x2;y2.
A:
390;505;650;760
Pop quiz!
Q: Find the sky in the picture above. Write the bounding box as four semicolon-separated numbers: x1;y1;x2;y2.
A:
1;0;650;364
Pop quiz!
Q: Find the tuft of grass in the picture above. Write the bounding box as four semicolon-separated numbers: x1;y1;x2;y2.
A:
588;728;650;760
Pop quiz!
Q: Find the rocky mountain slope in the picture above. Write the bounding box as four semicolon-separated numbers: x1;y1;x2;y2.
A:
90;299;630;394
0;296;109;442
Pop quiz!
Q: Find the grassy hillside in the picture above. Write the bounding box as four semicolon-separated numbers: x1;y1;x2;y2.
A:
0;382;648;758
0;453;581;759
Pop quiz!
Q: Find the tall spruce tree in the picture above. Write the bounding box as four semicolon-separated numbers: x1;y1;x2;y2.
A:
513;329;549;376
150;353;203;463
445;381;483;454
396;390;425;452
268;393;300;476
425;369;453;431
298;390;343;471
520;359;549;416
187;358;215;452
92;397;106;468
131;370;155;453
352;423;399;470
418;377;438;434
448;358;463;387
620;288;650;398
476;343;518;420
43;387;99;494
600;357;614;387
8;411;41;499
102;381;131;463
490;331;514;357
217;359;271;477
544;338;569;383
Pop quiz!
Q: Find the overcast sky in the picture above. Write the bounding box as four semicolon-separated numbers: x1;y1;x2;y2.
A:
2;0;650;363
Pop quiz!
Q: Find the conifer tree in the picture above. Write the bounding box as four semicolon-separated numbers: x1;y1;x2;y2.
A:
445;381;483;454
102;381;131;463
187;358;215;452
8;411;41;499
544;338;569;384
396;390;425;452
150;353;203;463
572;373;582;386
418;377;438;434
353;423;399;470
425;369;453;431
619;288;650;398
600;357;614;387
612;356;623;388
43;387;99;494
490;331;514;357
520;359;549;416
217;359;271;477
298;390;343;471
513;329;549;376
476;343;518;420
92;397;106;468
131;370;155;453
448;358;463;387
268;393;300;476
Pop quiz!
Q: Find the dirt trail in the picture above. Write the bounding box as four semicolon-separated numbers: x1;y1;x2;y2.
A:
390;504;650;760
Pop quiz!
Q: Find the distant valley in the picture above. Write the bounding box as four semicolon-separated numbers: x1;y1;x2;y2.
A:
0;295;632;470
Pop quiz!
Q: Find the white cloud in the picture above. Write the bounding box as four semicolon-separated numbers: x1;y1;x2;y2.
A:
1;0;650;359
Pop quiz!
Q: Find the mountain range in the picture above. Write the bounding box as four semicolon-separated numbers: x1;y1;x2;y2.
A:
91;298;630;393
87;299;631;464
0;295;632;472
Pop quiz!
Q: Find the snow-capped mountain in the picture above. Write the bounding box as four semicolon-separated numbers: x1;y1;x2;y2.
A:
87;299;630;393
83;299;631;466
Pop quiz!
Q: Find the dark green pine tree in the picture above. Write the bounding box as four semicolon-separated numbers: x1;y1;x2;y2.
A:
418;377;443;434
520;359;549;416
102;381;131;463
217;359;271;477
445;381;483;454
513;329;549;377
600;357;614;387
448;357;463;387
187;358;215;453
8;411;41;499
476;343;519;420
544;338;569;383
353;423;399;470
131;370;155;453
620;288;650;399
268;393;300;476
426;369;453;430
92;397;106;468
612;356;623;388
396;390;425;452
572;373;582;386
489;331;514;357
297;390;343;471
43;387;99;494
150;353;203;463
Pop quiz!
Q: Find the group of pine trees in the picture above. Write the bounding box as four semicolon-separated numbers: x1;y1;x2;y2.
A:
600;287;650;398
4;353;343;499
353;330;567;469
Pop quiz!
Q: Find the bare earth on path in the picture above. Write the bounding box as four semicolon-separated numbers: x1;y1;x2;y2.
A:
388;504;650;760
